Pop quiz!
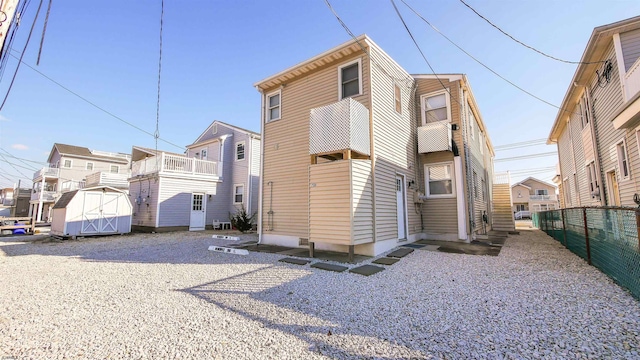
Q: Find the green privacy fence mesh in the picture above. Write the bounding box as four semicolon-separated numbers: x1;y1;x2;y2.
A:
533;208;640;300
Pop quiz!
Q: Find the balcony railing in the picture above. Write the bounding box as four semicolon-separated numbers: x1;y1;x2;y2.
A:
514;211;531;220
309;98;370;156
85;171;130;189
61;180;85;192
33;167;59;180
131;153;220;178
417;120;452;153
30;190;56;202
530;194;557;201
625;57;640;100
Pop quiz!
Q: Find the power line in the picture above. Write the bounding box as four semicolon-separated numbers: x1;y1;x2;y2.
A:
495;151;558;163
0;0;44;111
154;0;164;154
494;138;547;149
0;148;43;169
7;50;186;151
399;0;578;116
0;153;32;180
458;0;604;65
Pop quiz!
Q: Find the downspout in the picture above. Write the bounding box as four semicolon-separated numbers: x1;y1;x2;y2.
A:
367;53;377;243
462;85;474;241
585;85;605;205
256;87;266;243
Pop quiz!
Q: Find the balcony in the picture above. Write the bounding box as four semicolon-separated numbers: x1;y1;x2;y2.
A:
530;194;557;201
85;171;130;189
33;167;59;181
625;57;640;100
60;180;85;193
309;98;370;157
30;190;56;202
131;153;220;179
417;120;452;153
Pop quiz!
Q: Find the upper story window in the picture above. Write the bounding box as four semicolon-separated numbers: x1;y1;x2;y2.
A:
212;124;218;135
63;159;72;168
580;94;590;129
200;149;208;160
425;162;455;198
616;140;630;180
535;189;548;195
266;90;281;122
86;162;94;171
586;161;599;195
468;105;476;140
234;184;244;204
110;165;119;174
421;89;450;125
394;84;402;114
338;58;362;99
236;141;245;161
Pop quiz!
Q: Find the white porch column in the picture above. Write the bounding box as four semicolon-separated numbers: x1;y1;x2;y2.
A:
36;177;45;222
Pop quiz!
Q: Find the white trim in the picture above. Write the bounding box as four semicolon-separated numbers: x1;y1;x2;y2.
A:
266;89;281;123
62;159;72;169
109;165;120;174
200;148;208;160
412;74;463;82
212;123;218;135
394;83;402;115
612;33;629;101
616;138;631;181
338;58;363;100
395;173;409;240
235;141;246;161
155;177;161;228
424;161;456;198
85;162;94;171
420;88;451;125
233;184;245;204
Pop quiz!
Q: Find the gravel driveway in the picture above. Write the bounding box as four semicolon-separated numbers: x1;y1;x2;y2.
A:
1;230;638;359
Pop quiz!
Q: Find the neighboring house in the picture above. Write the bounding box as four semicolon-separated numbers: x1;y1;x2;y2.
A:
128;121;260;232
30;143;131;222
548;15;640;208
511;177;559;219
253;35;495;257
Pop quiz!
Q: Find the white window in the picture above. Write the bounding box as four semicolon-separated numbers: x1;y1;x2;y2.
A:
421;89;451;124
110;165;119;174
535;189;548;195
425;162;455;198
468;105;476;140
580;94;590;129
236;141;245;161
266;90;281;122
212;124;218;134
200;149;208;160
616;140;630;180
394;84;402;114
234;184;244;204
516;204;527;212
63;159;72;168
338;58;362;99
586;162;599;196
85;162;94;171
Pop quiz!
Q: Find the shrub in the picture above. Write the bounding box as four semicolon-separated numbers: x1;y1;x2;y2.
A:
229;205;256;233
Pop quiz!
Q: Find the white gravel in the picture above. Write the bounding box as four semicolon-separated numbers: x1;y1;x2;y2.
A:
1;229;639;359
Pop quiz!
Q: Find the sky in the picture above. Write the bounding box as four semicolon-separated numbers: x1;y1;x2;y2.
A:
1;0;640;189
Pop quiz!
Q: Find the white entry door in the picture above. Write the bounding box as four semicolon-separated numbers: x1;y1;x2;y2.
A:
81;192;102;234
189;193;206;231
396;175;407;240
101;193;119;232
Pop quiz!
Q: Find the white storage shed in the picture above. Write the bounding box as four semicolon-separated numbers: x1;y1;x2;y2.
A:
50;186;132;238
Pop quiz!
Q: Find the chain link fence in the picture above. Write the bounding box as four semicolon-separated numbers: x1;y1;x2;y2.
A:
533;208;640;300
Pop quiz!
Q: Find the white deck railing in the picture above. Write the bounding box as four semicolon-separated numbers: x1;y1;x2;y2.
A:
625;57;640;100
33;167;59;180
131;153;219;178
514;211;531;220
60;180;85;192
494;172;511;185
85;171;130;188
530;194;557;201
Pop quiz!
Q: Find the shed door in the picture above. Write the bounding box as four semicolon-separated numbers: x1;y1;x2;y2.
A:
82;192;102;234
189;193;206;231
100;193;119;233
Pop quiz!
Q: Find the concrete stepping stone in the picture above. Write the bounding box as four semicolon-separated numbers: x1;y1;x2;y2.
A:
349;265;385;276
387;248;414;258
310;262;349;272
279;257;311;265
401;244;425;249
372;257;400;265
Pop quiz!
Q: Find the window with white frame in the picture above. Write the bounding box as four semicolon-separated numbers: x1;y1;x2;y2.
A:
86;162;94;171
425;162;454;197
394;84;402;114
338;59;362;99
110;165;119;174
200;149;208;160
266;91;281;122
421;90;450;124
579;97;589;129
586;161;598;196
616;140;630;180
234;184;244;204
212;124;218;134
63;159;72;168
535;189;548;195
468;106;476;140
236;141;245;161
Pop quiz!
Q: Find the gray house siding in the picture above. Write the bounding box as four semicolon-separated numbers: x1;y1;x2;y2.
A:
157;177;217;227
621;28;640;71
130;177;160;228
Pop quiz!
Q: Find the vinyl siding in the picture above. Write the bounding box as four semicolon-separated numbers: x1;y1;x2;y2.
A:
351;160;374;243
370;46;416;241
620;28;640;71
230;131;251;213
130;177;160;227
261;52;370;238
250;137;261;217
157;177;217;227
569;105;586;206
557;127;575;207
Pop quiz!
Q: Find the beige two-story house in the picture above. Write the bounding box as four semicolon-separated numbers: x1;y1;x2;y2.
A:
549;15;640;208
254;35;495;257
511;177;559;219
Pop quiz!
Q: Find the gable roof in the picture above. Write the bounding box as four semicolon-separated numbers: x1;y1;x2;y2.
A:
49;143;130;164
514;177;557;189
131;146;185;162
189;120;260;148
548;15;640;143
511;183;531;190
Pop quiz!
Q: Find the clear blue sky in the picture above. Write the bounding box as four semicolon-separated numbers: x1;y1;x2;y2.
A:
1;0;639;189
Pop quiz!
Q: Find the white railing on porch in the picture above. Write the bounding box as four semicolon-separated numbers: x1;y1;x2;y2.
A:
33;167;59;180
529;194;557;201
131;153;219;178
625;57;640;100
85;171;130;188
514;211;531;220
494;171;511;185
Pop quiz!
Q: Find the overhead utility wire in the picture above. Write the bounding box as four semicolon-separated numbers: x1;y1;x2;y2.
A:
36;0;52;65
0;148;44;168
0;157;40;172
0;0;44;111
0;153;32;179
154;0;164;154
458;0;604;65
0;0;29;83
494;151;558;162
7;51;186;151
399;0;577;116
493;138;547;149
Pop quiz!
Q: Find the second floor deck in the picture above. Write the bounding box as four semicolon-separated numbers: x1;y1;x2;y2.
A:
131;153;221;180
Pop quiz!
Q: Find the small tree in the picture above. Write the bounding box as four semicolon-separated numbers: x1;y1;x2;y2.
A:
229;205;256;233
